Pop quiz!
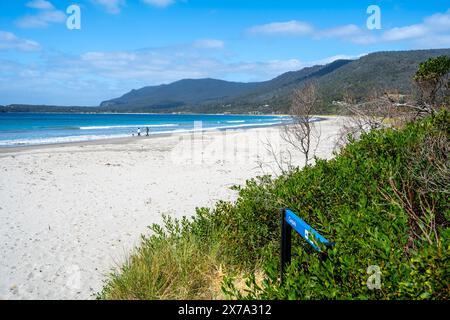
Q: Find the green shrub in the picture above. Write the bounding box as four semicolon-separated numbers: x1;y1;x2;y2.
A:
100;111;449;300
224;111;449;299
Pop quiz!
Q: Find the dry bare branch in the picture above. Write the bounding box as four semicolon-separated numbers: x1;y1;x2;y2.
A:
281;82;322;166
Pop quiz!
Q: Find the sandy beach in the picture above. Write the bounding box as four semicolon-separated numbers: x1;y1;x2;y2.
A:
0;117;345;299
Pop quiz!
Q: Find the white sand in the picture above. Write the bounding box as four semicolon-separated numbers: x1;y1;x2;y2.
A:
0;117;345;300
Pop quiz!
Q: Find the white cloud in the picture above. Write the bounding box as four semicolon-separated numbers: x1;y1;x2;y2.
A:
424;9;450;30
17;11;66;28
247;20;314;36
193;39;225;49
247;20;374;44
415;34;450;48
141;0;175;8
381;9;450;45
318;24;361;38
0;31;41;51
92;0;176;13
246;9;450;47
382;25;428;41
16;1;65;28
315;24;377;44
26;0;54;10
92;0;126;14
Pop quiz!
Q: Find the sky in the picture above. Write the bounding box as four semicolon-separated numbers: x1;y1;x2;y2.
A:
0;0;449;106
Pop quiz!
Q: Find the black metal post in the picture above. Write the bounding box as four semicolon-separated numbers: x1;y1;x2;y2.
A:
280;208;292;284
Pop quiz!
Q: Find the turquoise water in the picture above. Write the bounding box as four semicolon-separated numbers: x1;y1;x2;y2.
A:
0;113;291;147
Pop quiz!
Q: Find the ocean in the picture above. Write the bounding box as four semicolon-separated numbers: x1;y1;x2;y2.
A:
0;113;291;147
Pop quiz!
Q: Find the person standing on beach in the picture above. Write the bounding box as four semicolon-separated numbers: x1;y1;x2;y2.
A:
146;127;149;136
137;128;141;136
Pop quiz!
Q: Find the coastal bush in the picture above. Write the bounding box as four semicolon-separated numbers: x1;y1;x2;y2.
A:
223;110;449;299
99;111;449;300
413;55;450;114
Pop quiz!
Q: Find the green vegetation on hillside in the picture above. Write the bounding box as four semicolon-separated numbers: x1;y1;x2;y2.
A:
413;55;450;115
99;111;449;300
99;49;450;114
3;49;449;115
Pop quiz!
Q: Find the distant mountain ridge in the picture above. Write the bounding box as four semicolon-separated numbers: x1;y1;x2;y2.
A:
100;48;450;113
101;78;262;109
3;48;450;114
100;58;353;113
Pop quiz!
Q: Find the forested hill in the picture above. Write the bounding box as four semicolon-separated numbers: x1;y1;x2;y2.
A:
99;48;450;113
2;48;450;114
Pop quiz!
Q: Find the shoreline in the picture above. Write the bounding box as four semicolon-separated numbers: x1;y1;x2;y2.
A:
0;121;297;154
0;111;291;118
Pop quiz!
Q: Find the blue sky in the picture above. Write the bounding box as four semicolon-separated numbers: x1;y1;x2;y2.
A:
0;0;449;106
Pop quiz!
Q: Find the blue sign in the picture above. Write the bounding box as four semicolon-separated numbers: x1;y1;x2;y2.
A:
285;209;332;252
